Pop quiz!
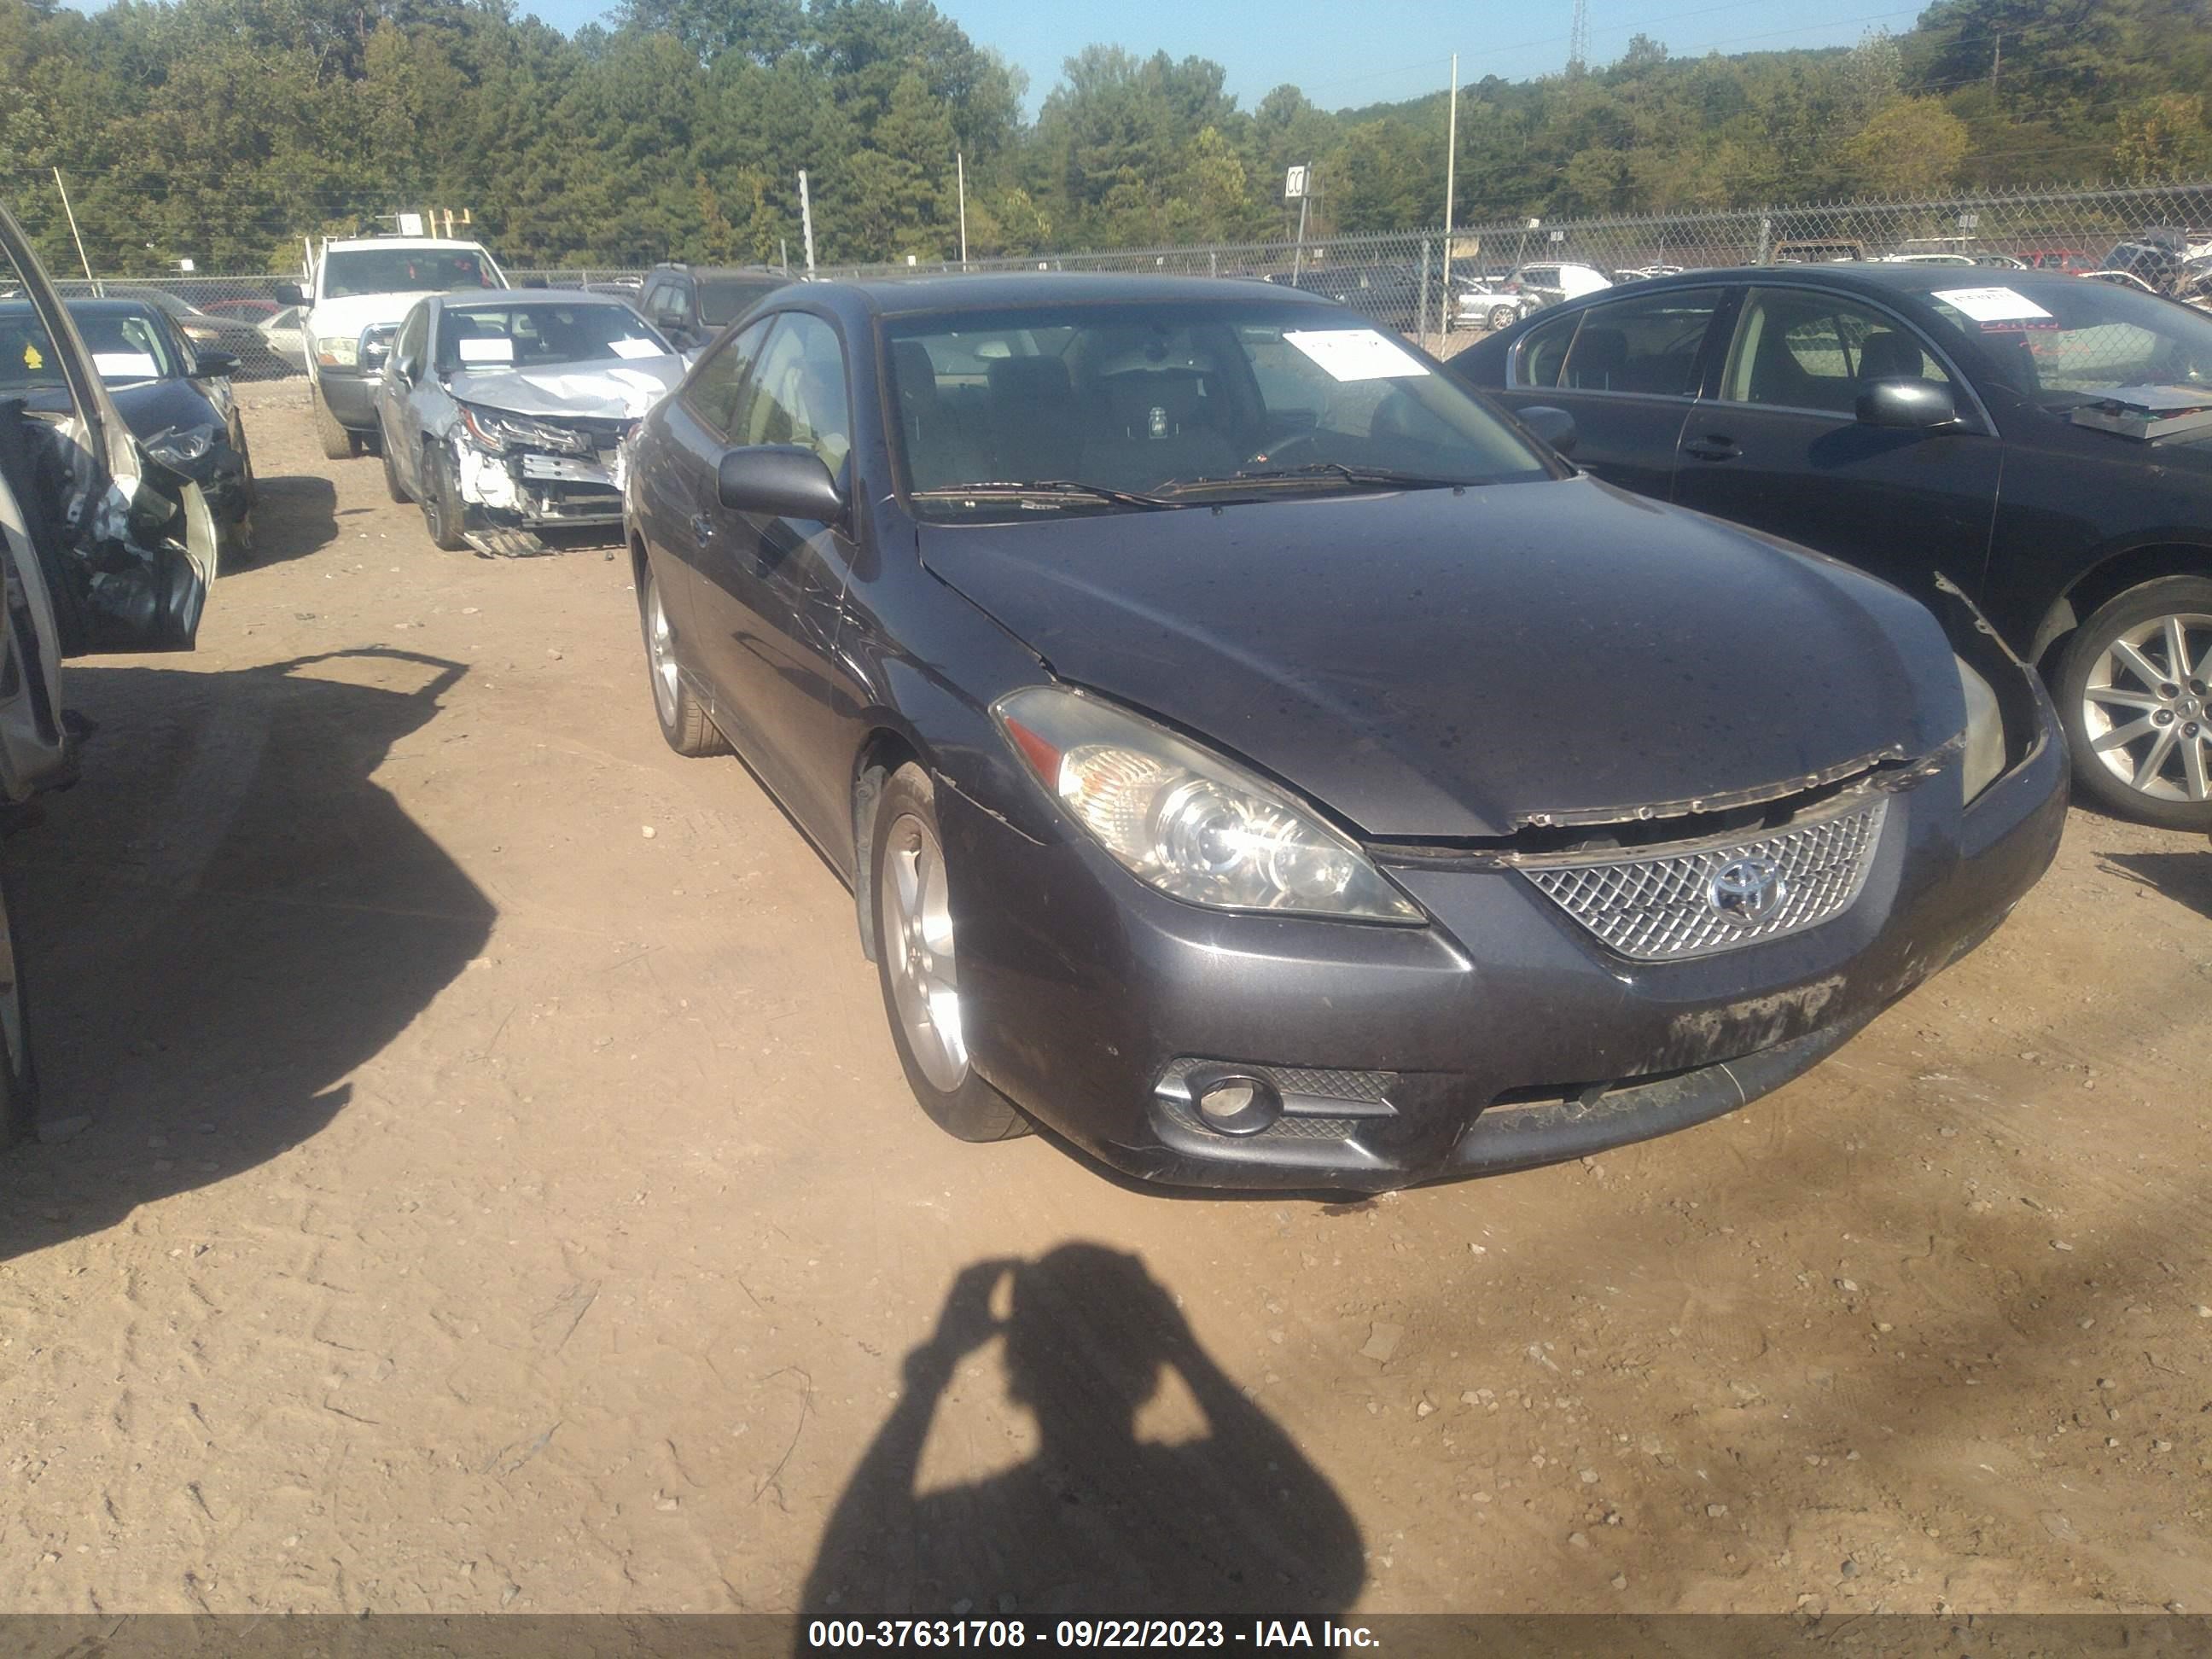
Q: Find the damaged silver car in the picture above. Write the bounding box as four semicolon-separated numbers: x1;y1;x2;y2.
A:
371;292;686;557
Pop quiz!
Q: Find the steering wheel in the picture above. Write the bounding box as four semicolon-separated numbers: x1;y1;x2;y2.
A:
1246;430;1321;469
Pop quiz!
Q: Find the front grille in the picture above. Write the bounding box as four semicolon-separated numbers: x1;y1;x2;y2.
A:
1522;795;1888;962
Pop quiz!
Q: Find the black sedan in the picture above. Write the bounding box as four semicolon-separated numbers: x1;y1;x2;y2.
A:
0;297;256;563
622;273;2064;1191
1447;263;2212;829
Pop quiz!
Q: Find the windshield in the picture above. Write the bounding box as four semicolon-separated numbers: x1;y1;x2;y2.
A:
884;300;1550;515
325;247;498;300
699;276;786;326
0;304;178;389
434;302;672;371
1920;279;2212;406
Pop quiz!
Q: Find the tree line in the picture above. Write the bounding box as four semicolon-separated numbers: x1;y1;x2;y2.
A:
0;0;2208;276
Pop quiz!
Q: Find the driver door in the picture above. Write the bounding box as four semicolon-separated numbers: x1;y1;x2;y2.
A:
377;302;434;491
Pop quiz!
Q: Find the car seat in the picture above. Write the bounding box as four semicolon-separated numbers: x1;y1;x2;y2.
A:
1563;326;1628;391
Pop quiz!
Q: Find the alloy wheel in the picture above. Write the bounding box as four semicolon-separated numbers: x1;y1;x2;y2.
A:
878;810;967;1092
646;577;681;727
2081;610;2212;802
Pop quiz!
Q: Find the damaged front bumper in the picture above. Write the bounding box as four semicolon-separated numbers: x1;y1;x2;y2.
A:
448;421;632;556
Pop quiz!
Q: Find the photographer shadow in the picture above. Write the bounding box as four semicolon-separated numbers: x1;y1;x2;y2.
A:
800;1243;1363;1622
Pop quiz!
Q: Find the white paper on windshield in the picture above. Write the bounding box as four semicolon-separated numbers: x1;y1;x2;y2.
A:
94;351;159;379
457;336;515;364
1284;328;1430;381
1933;287;2052;323
607;337;662;359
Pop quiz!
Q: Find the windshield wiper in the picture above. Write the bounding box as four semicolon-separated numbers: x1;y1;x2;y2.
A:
911;479;1179;511
1160;461;1473;496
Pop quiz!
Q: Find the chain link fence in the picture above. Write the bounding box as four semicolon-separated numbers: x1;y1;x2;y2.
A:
32;181;2212;380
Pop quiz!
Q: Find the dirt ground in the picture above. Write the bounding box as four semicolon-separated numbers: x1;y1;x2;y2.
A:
4;377;2212;1621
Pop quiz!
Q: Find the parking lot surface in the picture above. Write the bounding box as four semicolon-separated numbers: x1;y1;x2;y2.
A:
4;380;2211;1617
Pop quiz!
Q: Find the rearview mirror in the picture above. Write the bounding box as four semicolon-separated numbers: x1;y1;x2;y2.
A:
273;281;303;307
195;348;242;378
1855;379;1959;430
1518;404;1579;456
718;445;844;521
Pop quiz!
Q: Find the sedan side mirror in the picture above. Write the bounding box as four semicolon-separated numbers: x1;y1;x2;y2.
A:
1519;404;1579;456
195;348;242;378
1855;379;1959;430
718;444;844;522
273;281;304;307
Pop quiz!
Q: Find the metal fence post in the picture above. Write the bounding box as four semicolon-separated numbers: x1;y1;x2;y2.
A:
1417;236;1432;349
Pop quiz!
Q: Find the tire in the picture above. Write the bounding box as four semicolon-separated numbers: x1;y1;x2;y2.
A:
870;763;1027;1143
1488;305;1518;331
380;422;412;503
311;382;355;461
637;563;725;757
419;442;470;552
2055;574;2212;830
0;873;38;1149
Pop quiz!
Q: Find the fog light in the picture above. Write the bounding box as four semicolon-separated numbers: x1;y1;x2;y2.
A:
1192;1071;1280;1137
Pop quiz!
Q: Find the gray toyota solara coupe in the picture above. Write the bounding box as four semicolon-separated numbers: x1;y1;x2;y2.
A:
620;273;2067;1191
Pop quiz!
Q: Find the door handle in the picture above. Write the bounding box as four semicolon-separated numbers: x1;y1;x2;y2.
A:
1683;435;1741;462
690;513;718;543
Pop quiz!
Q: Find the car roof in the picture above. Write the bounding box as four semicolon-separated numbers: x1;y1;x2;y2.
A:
438;289;636;308
803;271;1341;317
1592;263;2087;299
326;237;492;253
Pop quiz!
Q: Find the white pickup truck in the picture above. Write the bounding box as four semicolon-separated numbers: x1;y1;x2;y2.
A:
278;236;507;460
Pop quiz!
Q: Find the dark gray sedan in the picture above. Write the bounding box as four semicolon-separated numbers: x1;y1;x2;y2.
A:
621;273;2064;1191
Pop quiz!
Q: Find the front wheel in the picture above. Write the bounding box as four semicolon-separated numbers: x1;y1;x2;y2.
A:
311;383;356;461
638;564;725;757
2056;575;2212;830
419;443;470;552
870;764;1027;1143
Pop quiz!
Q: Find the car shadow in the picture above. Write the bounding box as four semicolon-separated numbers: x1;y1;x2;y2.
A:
2098;847;2212;922
797;1243;1364;1622
239;473;338;573
0;648;493;1260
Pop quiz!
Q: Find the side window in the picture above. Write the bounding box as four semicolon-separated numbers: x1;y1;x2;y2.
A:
394;304;428;373
684;315;772;438
643;281;676;324
1554;287;1725;396
1511;310;1580;388
672;281;697;327
1722;288;1949;416
731;312;850;475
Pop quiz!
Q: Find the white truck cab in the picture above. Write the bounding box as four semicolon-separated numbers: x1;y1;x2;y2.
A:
280;236;506;459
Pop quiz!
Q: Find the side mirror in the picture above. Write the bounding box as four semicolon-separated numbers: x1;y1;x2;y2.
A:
273;281;304;307
1855;379;1959;430
195;348;242;378
1519;404;1579;456
393;353;421;383
717;444;844;521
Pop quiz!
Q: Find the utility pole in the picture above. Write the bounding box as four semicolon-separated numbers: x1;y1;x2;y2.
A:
957;151;969;268
1443;54;1458;282
1991;30;2001;91
797;170;818;276
52;168;95;283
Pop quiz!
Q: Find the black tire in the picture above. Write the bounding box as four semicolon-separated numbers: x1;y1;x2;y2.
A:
380;422;412;503
2055;574;2212;830
870;763;1028;1144
637;563;725;756
0;874;38;1149
419;443;470;552
311;382;355;461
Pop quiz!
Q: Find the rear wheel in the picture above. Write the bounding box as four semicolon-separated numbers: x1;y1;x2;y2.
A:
311;383;355;461
2057;576;2212;830
419;443;469;552
0;875;38;1149
638;564;725;757
870;764;1028;1144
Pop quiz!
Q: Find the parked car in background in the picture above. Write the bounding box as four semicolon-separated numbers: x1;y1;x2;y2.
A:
374;290;684;557
1456;276;1536;332
1506;260;1612;307
200;297;281;324
637;264;791;352
1264;262;1422;333
259;305;307;372
1771;239;1866;264
102;286;290;381
277;236;509;460
1880;252;1981;267
1614;264;1687;282
0;298;257;563
2022;249;2097;274
1449;263;2212;827
2096;228;2209;296
621;272;2062;1190
0;200;222;1142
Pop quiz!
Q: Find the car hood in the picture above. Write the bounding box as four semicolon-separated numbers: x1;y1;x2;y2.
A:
305;291;451;341
440;355;684;421
917;478;1953;839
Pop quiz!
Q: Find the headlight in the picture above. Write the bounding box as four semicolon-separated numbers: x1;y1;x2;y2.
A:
314;334;358;367
457;405;591;454
994;685;1423;923
1955;654;2005;803
143;423;215;469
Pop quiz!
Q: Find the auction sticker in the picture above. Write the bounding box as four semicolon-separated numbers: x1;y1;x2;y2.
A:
457;336;516;364
1284;328;1429;381
1933;286;2053;323
93;352;159;379
607;337;663;359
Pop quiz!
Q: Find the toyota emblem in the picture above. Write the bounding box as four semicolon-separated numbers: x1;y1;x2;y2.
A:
1707;858;1786;924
